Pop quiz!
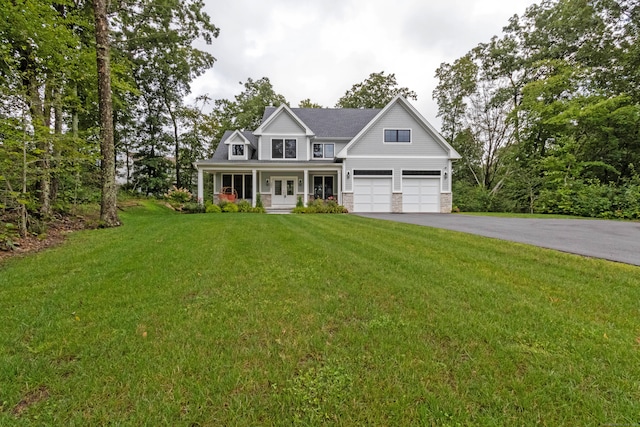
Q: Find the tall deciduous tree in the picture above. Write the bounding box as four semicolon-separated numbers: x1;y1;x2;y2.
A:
209;77;288;148
336;71;417;108
115;0;219;187
435;0;640;216
298;99;324;108
93;0;119;226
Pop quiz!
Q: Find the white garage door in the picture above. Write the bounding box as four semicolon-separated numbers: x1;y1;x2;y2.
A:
402;178;440;213
354;178;392;212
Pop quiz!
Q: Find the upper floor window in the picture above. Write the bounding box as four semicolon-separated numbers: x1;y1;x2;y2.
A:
384;129;411;143
231;144;244;156
313;143;335;159
272;138;297;159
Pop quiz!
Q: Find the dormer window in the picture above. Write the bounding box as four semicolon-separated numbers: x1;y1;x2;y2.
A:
231;144;244;156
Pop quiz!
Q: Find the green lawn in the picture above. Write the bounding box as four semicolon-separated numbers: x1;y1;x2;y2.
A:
1;202;639;425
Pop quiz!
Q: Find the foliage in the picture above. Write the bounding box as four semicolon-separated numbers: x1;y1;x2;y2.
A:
114;0;220;188
535;178;640;219
435;0;640;217
164;186;193;210
204;201;221;213
209;77;288;148
298;98;324;108
0;223;19;252
293;198;348;214
335;71;417;108
1;206;639;424
221;202;239;213
0;0;219;231
181;202;205;213
296;196;304;208
236;200;252;213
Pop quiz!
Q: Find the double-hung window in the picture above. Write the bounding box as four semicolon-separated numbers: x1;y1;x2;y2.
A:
384;129;411;143
231;144;244;156
312;143;335;159
272;139;297;159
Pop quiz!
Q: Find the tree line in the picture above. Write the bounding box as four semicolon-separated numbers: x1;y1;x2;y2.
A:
1;0;219;234
434;0;640;217
5;0;635;245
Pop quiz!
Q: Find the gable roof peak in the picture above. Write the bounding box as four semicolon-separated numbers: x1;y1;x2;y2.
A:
254;103;315;136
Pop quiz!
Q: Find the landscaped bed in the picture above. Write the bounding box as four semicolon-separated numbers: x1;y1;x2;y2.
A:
1;201;638;425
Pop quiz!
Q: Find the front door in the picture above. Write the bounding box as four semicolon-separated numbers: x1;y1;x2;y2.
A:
272;178;296;206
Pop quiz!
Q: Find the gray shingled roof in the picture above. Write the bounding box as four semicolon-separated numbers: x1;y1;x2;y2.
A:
210;130;257;161
204;107;380;163
262;106;381;138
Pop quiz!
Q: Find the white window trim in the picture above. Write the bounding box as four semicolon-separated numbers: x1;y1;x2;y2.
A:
383;128;412;144
229;143;247;160
271;138;298;160
312;175;336;199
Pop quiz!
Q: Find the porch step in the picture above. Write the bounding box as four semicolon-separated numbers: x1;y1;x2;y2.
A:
266;207;293;214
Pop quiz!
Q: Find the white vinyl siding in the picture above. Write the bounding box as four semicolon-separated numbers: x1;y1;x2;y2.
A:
264;111;307;134
349;103;449;157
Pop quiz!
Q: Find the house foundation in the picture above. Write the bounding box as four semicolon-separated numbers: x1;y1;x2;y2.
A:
342;193;354;213
440;193;453;213
392;193;402;213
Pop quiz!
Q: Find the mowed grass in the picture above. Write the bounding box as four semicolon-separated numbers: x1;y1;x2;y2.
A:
1;202;639;425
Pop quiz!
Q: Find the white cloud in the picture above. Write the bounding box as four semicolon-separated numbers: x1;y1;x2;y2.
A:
188;0;539;127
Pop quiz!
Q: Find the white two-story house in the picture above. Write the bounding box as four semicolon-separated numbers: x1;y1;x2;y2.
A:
194;96;461;213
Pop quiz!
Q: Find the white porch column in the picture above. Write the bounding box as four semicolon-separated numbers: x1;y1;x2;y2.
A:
197;168;204;203
337;167;342;205
303;169;309;206
252;169;257;207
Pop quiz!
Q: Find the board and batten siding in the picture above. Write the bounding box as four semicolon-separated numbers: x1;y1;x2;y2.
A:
344;158;449;192
348;103;449;157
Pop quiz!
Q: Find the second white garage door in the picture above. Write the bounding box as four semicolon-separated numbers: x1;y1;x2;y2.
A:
353;178;392;212
402;178;440;213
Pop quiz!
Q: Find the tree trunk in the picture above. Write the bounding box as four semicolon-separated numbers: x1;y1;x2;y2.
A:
162;88;180;187
30;78;52;218
94;0;120;227
51;86;63;204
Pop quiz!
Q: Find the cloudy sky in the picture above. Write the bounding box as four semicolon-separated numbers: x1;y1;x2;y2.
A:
189;0;539;128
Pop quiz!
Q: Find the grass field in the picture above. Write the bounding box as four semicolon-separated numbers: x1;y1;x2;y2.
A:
1;201;639;425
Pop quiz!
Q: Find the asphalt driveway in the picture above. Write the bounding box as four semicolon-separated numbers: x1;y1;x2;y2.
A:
357;213;640;266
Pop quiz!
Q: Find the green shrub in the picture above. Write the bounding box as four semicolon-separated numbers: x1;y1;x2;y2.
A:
182;202;205;213
251;206;266;214
205;202;222;213
237;200;252;213
296;196;304;208
255;193;264;209
1;222;19;251
293;198;348;214
222;202;239;213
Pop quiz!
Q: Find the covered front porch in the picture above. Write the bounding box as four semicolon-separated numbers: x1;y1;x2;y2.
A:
196;163;344;208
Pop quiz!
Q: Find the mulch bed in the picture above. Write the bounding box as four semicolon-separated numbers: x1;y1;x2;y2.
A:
0;216;89;263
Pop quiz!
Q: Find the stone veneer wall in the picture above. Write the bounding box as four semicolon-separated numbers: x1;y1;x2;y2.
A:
392;193;402;213
261;193;272;208
342;193;354;213
440;193;453;213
